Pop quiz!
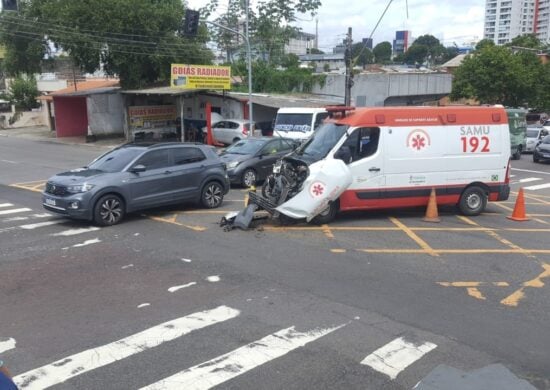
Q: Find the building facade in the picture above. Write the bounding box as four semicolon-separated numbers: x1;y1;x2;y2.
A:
393;31;412;55
484;0;550;44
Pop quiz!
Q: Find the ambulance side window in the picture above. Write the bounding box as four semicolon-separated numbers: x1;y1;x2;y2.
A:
338;127;380;164
359;127;380;159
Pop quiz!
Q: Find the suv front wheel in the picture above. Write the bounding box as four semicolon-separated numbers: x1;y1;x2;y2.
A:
94;194;125;226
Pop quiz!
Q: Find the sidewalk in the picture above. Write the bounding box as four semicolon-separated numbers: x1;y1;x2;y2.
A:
0;126;126;149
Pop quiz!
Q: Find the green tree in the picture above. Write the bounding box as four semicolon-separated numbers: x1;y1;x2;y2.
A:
506;34;542;49
475;39;495;51
310;48;324;54
7;74;40;110
204;0;321;65
373;41;392;64
0;0;213;88
403;34;446;65
450;45;542;107
351;42;373;67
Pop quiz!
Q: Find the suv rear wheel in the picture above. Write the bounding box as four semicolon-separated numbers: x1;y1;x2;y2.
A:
94;194;125;226
201;181;224;208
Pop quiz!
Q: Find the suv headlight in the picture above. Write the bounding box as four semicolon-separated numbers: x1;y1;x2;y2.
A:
67;183;96;193
227;160;240;169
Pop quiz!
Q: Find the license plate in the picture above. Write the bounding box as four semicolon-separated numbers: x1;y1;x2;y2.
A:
45;198;56;206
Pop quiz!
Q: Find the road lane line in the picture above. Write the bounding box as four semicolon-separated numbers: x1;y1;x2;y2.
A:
14;306;240;390
0;338;16;353
389;217;439;257
512;168;550;176
140;324;345;390
524;182;550;191
168;282;196;292
361;337;437;380
517;177;542;183
20;220;64;229
0;203;14;208
501;263;550;307
0;208;31;215
70;238;102;248
52;227;100;236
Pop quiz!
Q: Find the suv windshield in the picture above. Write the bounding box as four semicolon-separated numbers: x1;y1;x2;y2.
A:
224;139;265;155
88;147;143;172
274;113;313;133
295;123;349;161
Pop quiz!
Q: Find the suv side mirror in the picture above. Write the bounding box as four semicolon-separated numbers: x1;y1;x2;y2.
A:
130;164;146;173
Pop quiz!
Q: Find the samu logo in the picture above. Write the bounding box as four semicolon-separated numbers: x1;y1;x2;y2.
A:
406;129;431;151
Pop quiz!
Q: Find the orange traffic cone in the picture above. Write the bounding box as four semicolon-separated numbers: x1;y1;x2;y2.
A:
507;187;530;221
423;188;440;223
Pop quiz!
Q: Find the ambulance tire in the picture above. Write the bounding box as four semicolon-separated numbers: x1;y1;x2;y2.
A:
458;186;487;216
311;201;339;225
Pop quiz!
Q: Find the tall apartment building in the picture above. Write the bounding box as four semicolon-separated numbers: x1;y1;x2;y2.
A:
484;0;550;44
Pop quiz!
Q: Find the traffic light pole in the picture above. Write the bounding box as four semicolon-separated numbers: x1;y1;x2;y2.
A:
205;19;253;125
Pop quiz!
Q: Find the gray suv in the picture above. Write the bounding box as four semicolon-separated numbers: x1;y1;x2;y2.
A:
42;143;230;226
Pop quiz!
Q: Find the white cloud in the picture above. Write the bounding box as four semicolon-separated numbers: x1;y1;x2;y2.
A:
189;0;484;51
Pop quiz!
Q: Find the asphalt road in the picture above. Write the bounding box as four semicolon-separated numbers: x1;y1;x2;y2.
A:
0;136;549;389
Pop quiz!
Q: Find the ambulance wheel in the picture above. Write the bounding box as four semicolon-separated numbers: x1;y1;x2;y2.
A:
311;201;339;225
458;186;487;216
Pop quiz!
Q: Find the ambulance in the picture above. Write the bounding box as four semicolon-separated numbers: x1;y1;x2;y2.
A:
252;105;512;223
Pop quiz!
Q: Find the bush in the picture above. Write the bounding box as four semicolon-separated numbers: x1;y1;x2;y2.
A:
7;74;40;111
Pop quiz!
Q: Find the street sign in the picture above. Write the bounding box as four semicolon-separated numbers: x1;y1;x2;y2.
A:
171;64;231;90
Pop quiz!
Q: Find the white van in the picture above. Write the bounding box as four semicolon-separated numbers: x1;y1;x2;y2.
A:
273;107;329;140
254;106;512;223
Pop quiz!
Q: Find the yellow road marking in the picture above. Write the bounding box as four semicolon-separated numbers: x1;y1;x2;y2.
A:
147;215;207;232
357;249;550;254
321;224;334;239
437;281;510;301
533;218;550;225
501;263;550;307
456;215;480;226
389;217;439;257
493;202;513;212
330;249;347;253
513;191;550;206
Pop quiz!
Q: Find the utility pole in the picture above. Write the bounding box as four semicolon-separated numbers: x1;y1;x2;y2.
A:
344;27;353;106
244;0;253;125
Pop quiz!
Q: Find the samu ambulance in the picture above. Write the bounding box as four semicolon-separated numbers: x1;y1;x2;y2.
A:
252;106;511;223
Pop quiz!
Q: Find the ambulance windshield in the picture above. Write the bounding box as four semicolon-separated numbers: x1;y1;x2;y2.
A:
295;122;349;161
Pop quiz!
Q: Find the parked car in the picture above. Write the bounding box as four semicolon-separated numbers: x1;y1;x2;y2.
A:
42;143;230;226
525;126;549;152
219;137;299;187
526;112;548;125
533;135;550;163
202;119;256;145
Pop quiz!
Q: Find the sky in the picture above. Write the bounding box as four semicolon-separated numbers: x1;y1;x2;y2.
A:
188;0;485;51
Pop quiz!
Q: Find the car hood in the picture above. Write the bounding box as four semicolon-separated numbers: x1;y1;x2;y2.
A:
48;168;106;185
219;153;252;164
537;143;550;150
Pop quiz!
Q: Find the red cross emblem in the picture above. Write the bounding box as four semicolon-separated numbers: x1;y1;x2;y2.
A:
407;129;431;151
309;182;326;198
411;134;426;150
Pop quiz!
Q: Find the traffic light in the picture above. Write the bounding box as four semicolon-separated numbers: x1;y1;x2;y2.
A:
2;0;18;11
183;9;200;36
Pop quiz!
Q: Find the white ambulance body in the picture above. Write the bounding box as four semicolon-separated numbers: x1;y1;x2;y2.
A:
272;107;329;140
273;106;512;222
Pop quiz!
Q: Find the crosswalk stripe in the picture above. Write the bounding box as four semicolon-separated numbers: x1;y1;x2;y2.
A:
14;306;240;390
361;337;437;380
524;182;550;191
518;177;541;183
0;203;14;208
20;220;64;230
140;324;345;390
0;208;31;215
0;338;16;353
51;227;100;236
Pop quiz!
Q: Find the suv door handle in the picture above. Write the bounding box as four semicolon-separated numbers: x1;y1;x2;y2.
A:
369;167;381;172
164;170;173;174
